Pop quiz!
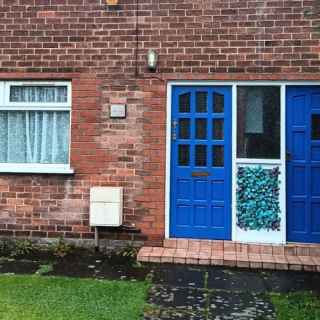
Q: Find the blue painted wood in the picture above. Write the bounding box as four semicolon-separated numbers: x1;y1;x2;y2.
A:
170;86;232;240
287;86;320;243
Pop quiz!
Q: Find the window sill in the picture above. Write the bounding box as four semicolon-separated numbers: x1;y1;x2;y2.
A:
0;164;74;174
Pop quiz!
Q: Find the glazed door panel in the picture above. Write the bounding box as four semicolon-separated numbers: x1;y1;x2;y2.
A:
170;86;232;240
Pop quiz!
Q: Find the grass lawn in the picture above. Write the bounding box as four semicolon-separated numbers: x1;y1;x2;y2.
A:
271;291;320;320
0;275;149;320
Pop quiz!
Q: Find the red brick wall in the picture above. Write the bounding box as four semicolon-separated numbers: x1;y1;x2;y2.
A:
0;0;319;246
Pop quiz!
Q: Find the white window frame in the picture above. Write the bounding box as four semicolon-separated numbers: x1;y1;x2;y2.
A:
233;83;285;244
0;80;73;174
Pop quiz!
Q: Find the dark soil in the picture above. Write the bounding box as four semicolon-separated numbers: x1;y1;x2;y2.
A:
0;248;151;281
0;258;39;274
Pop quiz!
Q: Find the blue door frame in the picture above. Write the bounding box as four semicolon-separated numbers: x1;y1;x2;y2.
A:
169;86;232;240
287;86;320;243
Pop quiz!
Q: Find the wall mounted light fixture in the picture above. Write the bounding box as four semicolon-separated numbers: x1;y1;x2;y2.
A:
106;0;118;5
147;49;158;72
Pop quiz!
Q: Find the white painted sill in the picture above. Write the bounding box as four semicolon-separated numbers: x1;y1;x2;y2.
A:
0;164;74;174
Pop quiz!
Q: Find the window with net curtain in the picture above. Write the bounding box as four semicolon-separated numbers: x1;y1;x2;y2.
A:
0;84;70;164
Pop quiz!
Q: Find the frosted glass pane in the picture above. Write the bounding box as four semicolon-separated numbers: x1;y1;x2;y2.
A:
213;93;224;113
179;119;190;139
178;145;190;166
213;145;224;167
196;92;207;113
245;88;263;134
179;93;190;113
213;119;224;140
195;145;207;166
195;119;207;139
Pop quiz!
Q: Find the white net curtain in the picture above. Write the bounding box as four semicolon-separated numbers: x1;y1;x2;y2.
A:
10;86;68;103
0;86;70;164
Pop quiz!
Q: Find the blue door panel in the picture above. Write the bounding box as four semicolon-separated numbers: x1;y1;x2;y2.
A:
311;202;320;233
287;86;320;243
170;86;232;240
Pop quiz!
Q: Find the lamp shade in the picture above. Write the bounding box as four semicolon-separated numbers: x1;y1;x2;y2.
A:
147;49;158;71
106;0;118;5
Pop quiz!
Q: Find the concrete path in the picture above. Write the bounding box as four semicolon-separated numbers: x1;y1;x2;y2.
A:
144;264;320;320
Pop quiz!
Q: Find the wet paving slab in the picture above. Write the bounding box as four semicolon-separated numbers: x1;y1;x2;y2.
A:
150;264;320;293
144;264;320;320
208;290;275;320
148;285;207;310
151;265;205;288
261;270;320;295
145;284;276;320
206;268;266;293
144;307;204;320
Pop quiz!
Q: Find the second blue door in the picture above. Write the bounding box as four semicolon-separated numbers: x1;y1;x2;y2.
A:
287;86;320;243
170;86;232;240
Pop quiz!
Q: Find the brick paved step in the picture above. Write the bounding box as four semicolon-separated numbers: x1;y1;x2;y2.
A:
137;239;320;272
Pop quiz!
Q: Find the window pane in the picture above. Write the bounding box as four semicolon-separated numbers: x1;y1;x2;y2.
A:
213;146;224;167
195;119;207;139
10;86;68;103
0;111;70;164
196;92;207;113
179;93;190;113
179;119;190;139
312;114;320;140
178;144;190;166
195;145;207;166
237;86;280;159
213;93;224;113
213;119;224;140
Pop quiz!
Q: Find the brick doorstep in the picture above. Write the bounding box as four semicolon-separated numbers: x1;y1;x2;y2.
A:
138;239;320;272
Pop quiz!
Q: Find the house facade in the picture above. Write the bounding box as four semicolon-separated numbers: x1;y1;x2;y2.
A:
0;0;319;248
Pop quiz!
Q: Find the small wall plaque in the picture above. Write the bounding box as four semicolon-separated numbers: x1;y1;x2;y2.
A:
110;104;126;118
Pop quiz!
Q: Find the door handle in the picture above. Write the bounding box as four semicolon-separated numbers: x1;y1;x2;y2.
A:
286;151;292;161
192;171;210;177
172;120;178;141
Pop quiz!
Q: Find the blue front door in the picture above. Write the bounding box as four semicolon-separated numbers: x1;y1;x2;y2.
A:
287;86;320;243
170;86;232;240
